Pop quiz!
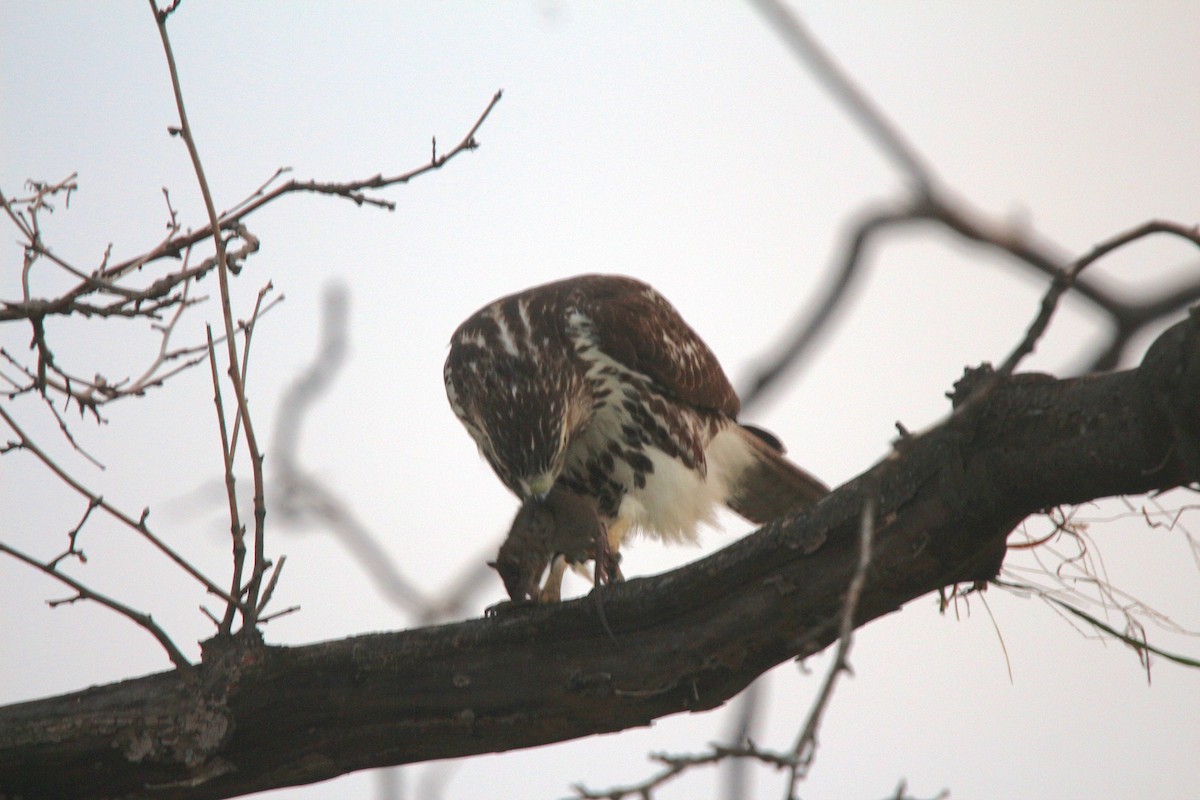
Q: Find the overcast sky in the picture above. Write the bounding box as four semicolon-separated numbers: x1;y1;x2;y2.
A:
3;3;1200;799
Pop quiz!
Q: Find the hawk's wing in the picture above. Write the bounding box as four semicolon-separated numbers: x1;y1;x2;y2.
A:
564;275;742;418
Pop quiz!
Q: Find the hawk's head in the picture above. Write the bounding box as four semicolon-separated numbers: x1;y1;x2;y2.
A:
444;322;591;500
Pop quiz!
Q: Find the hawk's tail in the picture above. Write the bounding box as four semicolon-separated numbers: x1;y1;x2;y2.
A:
726;424;829;524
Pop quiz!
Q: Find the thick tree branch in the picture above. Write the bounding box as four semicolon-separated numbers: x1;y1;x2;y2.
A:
2;313;1198;800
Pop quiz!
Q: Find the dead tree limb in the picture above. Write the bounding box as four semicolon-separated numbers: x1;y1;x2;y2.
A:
1;312;1197;800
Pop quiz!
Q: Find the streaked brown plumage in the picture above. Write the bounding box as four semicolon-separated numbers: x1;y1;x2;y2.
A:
445;274;827;603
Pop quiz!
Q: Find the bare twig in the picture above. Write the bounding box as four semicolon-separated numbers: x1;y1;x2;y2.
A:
48;496;100;569
0;86;497;329
27;91;503;306
207;325;246;636
0;92;492;465
257;604;301;625
161;292;284;368
570;741;795;799
226;282;276;468
35;382;106;468
255;555;286;614
126;266;199;391
0;271;277;425
721;679;762;800
996;492;1200;688
205;89;504;219
748;0;934;192
151;0;270;628
0;540;192;672
997;220;1200;377
0;403;235;605
781;492;875;798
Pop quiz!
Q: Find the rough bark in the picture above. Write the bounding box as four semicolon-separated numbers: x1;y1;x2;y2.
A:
2;313;1198;800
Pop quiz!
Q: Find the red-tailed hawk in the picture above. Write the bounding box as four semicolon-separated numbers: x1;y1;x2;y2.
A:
444;274;827;602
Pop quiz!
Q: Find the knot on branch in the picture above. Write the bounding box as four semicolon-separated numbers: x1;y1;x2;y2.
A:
107;630;268;781
947;363;994;409
199;626;265;667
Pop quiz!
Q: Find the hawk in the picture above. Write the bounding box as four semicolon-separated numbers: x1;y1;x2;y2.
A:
444;274;827;603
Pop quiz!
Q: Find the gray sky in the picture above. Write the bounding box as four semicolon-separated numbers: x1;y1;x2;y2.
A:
3;3;1199;799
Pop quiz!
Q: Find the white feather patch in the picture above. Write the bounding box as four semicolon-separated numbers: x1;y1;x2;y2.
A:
616;424;755;545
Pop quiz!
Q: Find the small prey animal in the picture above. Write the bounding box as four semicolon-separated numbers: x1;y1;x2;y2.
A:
487;486;622;637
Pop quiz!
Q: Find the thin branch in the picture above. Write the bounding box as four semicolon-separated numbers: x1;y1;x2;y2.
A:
721;679;762;800
997;220;1200;377
207;325;246;636
90;90;502;289
748;0;934;192
0;90;487;469
165;293;284;368
36;385;106;468
782;491;875;798
0;540;192;672
0;278;279;424
210;89;504;220
151;0;269;628
126;267;198;392
217;167;289;220
255;555;286;615
48;496;101;569
0;403;235;605
743;199;1200;408
257;604;301;625
226;282;275;469
0;89;499;330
